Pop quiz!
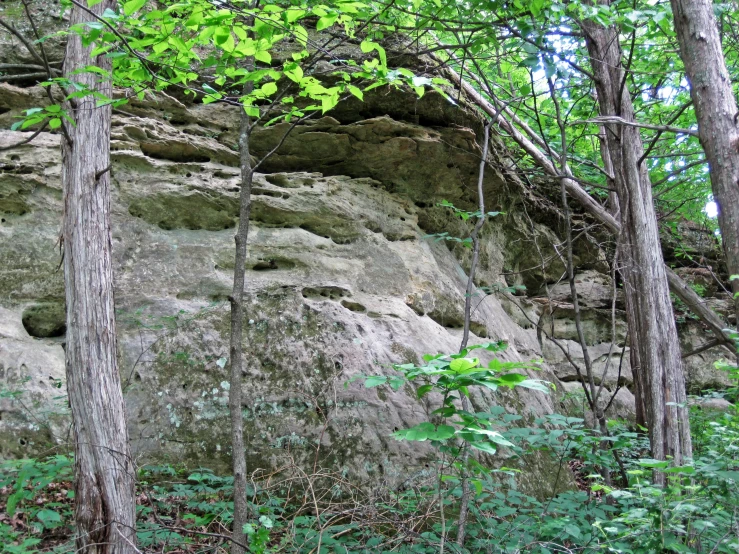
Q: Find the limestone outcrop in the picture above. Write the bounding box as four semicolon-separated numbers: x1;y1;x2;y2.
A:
0;30;733;484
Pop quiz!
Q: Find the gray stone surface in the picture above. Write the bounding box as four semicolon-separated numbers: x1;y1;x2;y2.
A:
0;85;563;486
0;67;733;484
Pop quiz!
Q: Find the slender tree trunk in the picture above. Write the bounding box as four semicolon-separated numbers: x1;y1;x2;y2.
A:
598;135;648;429
580;9;692;474
669;0;739;329
229;100;254;554
456;120;492;549
62;2;136;552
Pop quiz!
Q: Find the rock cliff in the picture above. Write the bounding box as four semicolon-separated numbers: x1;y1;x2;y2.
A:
0;11;733;487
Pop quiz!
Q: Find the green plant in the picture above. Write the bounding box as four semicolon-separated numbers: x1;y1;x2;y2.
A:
356;342;549;456
690;283;707;297
423;201;505;249
3;408;738;554
0;455;73;554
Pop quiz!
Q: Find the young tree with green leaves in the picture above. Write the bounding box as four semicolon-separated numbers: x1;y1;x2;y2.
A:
101;1;430;548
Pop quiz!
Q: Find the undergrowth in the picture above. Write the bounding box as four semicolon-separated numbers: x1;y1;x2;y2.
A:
1;401;737;554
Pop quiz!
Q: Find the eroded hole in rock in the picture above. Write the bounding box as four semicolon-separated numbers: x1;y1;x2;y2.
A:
253;188;289;199
427;309;464;329
10;155;20;161
140;143;211;164
470;321;488;338
265;174;291;187
22;302;66;338
214;170;238;179
340;300;366;313
250;258;297;271
302;286;350;301
128;195;238;231
264;173;309;188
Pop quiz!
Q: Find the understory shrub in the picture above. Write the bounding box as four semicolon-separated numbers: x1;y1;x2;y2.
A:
2;400;737;553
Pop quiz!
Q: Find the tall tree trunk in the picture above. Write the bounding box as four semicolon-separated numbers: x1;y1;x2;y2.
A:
441;60;734;351
669;0;739;329
228;100;254;554
62;2;136;552
580;8;692;474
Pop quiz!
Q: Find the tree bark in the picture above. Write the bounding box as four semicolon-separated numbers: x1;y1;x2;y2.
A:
669;0;739;329
228;98;254;554
61;2;137;552
440;59;735;352
580;7;692;473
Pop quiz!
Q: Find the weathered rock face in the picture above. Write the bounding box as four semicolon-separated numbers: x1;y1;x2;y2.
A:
0;42;733;484
0;80;567;482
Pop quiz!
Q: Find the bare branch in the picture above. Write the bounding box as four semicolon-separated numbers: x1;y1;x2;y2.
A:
0;71;48;81
682;338;723;359
0;123;49;151
571;116;699;137
0;17;46;67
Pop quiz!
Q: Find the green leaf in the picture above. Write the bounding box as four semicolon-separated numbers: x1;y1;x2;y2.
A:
123;0;146;16
516;379;551;393
36;508;62;528
255;50;272;64
465;428;514;447
716;470;739;481
393;422;435;441
261;82;278;96
360;40;387;68
429;424;456;440
470;441;497;455
449;358;478;372
394;422;456;442
185;9;204;27
432;406;457;417
497;373;527;385
364;376;387;388
664;465;695;474
347;85;363;101
316;14;338;31
48;118;62;130
416;384;433;398
294;25;308;47
284;65;303;83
